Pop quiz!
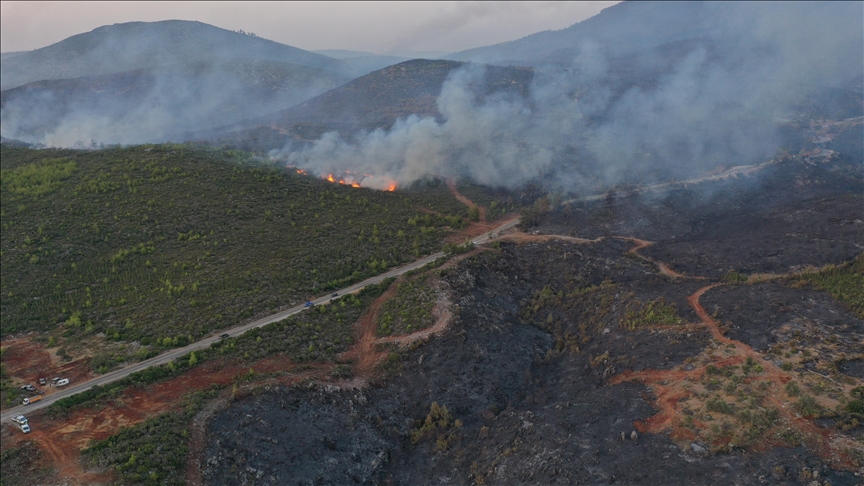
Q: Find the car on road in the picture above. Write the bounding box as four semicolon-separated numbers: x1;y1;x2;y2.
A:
332;293;339;297
220;333;230;339
304;301;314;307
22;396;43;406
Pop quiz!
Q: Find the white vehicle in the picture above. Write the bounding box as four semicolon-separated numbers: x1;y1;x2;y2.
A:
17;422;31;433
56;378;70;387
11;415;28;425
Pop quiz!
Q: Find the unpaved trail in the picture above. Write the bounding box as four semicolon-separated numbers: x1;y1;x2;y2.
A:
499;231;695;280
614;236;693;279
340;272;456;378
378;301;453;348
340;283;401;376
186;393;229;486
613;278;861;468
447;178;487;222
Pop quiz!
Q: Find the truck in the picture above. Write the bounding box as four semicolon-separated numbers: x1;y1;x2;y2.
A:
22;396;43;406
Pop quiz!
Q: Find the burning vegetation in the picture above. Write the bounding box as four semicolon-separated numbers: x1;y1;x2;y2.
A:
289;165;396;191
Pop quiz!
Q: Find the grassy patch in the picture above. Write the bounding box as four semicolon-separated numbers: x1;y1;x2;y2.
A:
376;274;439;337
793;254;864;318
82;387;222;485
622;297;683;329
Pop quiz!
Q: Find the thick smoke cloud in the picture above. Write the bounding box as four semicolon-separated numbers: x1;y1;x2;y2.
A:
275;66;553;190
271;2;862;192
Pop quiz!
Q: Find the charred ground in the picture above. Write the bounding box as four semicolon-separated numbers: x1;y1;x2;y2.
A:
201;154;863;485
203;240;860;484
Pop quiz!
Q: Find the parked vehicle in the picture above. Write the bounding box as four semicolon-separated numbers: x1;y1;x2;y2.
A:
17;422;30;433
22;396;43;406
11;415;27;425
56;378;70;387
20;384;36;392
51;377;61;384
38;377;47;385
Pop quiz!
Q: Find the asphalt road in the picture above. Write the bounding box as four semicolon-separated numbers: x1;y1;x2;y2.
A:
1;217;520;423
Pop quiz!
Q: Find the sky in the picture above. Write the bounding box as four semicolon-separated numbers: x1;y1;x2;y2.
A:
0;1;618;55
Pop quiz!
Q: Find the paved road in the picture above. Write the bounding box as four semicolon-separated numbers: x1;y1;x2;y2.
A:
1;217;520;423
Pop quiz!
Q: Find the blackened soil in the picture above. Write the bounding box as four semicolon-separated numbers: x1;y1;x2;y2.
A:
203;240;859;485
539;159;863;279
204;388;391;486
643;193;863;279
703;281;864;375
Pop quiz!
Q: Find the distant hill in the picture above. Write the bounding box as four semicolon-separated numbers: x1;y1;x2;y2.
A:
207;59;534;151
0;51;27;61
1;59;349;146
0;21;367;146
447;1;863;81
0;20;345;90
314;49;378;59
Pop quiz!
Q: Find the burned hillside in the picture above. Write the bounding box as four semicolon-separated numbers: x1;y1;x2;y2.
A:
201;157;863;485
202;240;861;484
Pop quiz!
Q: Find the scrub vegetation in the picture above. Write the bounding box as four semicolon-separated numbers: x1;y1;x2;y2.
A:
0;145;470;362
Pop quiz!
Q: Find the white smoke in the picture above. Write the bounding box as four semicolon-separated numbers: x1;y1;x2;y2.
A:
270;2;862;192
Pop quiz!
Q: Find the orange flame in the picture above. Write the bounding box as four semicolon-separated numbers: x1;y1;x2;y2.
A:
351;182;361;188
326;174;335;183
296;169;307;175
387;183;397;192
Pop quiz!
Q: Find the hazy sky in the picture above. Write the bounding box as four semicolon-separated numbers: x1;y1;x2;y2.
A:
1;1;618;55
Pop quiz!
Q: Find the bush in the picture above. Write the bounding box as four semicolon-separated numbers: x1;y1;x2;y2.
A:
705;397;734;414
622;298;683;329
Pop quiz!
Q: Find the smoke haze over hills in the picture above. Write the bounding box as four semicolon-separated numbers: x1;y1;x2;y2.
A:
268;2;863;191
2;2;862;193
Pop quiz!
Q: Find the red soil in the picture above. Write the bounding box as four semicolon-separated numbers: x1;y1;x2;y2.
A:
447;178;487;222
0;336;94;408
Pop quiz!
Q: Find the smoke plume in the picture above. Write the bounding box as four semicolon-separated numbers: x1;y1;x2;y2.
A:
270;2;862;192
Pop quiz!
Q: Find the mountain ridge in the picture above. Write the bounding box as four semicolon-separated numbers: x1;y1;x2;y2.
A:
0;20;345;90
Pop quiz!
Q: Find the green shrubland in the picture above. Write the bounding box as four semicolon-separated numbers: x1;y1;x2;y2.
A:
0;145;470;359
376;274;439;336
